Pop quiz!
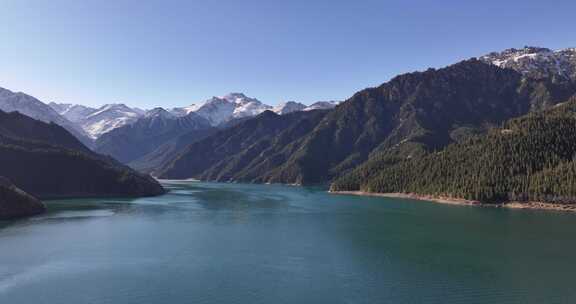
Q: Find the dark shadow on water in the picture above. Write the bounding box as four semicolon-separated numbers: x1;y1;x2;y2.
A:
0;198;141;230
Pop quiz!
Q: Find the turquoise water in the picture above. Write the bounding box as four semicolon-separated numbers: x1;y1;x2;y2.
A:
1;181;575;304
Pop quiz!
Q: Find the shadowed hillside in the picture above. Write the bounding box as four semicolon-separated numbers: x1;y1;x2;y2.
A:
0;110;165;199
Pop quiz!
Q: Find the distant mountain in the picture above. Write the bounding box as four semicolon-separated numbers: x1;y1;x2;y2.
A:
331;96;576;205
0;176;46;219
49;102;98;123
480;47;576;82
144;107;177;120
171;93;273;126
0;110;164;199
94;108;214;164
304;101;339;111
273;101;307;114
0;87;92;146
128;126;217;174
80;104;144;139
49;94;337;141
159;59;576;184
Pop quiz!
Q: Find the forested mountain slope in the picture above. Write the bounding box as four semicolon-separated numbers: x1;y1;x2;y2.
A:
158;110;329;181
0;110;164;199
332;97;576;204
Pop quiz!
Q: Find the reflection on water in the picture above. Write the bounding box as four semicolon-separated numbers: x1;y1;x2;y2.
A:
0;181;575;304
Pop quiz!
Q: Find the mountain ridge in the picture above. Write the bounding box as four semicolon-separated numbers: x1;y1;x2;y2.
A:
480;46;576;82
94;110;214;164
158;57;576;186
0;87;93;146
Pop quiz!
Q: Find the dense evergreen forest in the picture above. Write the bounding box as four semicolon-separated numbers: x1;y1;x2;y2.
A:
332;97;576;204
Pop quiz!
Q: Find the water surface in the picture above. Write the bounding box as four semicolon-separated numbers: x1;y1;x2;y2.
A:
1;181;575;303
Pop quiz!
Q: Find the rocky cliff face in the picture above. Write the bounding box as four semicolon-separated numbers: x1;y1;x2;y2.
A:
480;47;576;82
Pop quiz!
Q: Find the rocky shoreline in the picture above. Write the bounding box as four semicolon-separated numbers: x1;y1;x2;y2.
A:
330;191;576;213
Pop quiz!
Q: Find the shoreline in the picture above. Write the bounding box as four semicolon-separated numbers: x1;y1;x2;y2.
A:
330;191;576;213
154;179;576;213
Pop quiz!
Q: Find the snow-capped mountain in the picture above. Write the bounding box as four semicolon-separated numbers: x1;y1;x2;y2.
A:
50;102;146;139
140;107;177;128
273;101;307;115
50;93;339;140
480;46;576;81
304;101;339;111
169;103;204;117
0;87;92;145
94;108;212;164
173;93;273;126
145;107;176;119
49;102;98;123
78;104;145;139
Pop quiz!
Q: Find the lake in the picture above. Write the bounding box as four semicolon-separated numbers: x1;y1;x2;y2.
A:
1;181;575;304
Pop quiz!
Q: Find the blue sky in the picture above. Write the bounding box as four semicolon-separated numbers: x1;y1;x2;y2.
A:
0;0;574;108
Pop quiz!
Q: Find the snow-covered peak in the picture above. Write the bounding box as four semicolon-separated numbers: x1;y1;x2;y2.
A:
0;87;92;145
221;93;262;105
80;103;145;138
173;93;272;126
145;107;175;119
131;107;178;129
49;102;97;123
480;46;576;81
222;92;248;100
92;103;138;115
48;101;149;139
170;104;199;117
304;101;339;111
231;97;272;119
273;101;307;115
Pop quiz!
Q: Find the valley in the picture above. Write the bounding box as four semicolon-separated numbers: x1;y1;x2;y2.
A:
3;46;576;216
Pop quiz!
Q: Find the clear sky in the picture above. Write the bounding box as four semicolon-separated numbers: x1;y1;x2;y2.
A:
0;0;574;109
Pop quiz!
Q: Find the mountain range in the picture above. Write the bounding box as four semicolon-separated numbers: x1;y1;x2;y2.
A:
94;108;215;165
84;94;336;167
49;102;146;139
157;47;576;197
3;45;576;216
0;84;340;186
45;93;339;145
